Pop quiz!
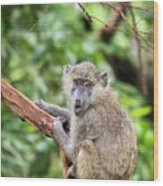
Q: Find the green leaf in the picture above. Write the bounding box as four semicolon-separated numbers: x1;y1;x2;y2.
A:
130;106;152;118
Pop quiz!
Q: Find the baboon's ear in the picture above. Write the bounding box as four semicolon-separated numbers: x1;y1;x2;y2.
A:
100;72;108;87
64;64;73;74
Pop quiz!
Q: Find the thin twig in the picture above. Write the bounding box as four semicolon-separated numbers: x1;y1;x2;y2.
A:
123;3;153;12
78;2;153;52
78;3;125;32
129;7;147;96
101;2;153;49
102;3;136;31
90;15;112;29
78;3;92;23
101;2;148;95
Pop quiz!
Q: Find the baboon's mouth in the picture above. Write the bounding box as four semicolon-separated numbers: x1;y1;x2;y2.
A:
74;104;82;114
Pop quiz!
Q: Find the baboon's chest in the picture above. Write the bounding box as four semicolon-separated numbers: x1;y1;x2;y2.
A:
72;122;87;140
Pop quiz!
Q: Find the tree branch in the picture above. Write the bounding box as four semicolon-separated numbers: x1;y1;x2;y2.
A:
78;3;92;23
100;2;126;43
1;79;69;178
129;7;147;96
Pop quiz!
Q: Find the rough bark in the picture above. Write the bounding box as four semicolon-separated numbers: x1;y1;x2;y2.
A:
1;79;68;178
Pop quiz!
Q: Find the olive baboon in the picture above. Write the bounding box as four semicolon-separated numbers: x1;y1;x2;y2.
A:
35;62;137;179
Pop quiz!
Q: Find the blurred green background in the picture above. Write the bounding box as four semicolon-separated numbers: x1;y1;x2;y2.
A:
1;2;154;180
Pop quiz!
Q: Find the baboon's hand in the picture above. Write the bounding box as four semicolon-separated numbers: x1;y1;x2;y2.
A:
34;99;45;109
52;117;64;136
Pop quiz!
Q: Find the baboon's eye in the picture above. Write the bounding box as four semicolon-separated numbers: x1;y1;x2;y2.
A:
71;87;76;94
74;79;83;86
84;81;94;88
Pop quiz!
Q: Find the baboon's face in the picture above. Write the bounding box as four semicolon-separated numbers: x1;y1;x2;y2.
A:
63;62;108;116
71;78;94;116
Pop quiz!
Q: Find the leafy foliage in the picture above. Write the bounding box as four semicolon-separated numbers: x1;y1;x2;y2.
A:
1;2;154;180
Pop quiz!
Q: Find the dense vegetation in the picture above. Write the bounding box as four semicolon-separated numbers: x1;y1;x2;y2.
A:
2;2;154;180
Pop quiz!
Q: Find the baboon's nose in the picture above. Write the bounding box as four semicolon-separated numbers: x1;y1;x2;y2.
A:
75;99;81;105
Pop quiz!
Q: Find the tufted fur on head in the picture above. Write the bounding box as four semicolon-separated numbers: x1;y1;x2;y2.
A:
62;62;108;102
